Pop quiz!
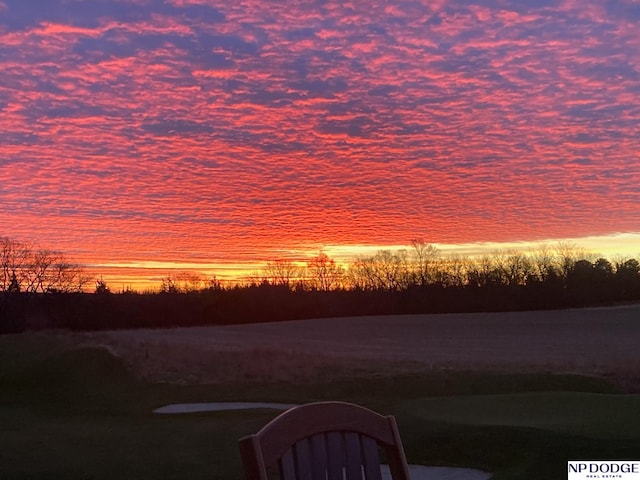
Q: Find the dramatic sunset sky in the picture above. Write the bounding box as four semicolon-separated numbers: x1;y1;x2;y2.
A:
1;0;639;288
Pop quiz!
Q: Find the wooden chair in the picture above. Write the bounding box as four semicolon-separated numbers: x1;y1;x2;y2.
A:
238;401;411;480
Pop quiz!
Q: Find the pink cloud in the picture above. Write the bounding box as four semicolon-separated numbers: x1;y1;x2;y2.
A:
0;0;638;285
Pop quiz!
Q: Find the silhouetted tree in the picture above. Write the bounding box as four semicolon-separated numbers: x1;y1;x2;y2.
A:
432;255;467;287
529;244;560;283
159;272;206;293
1;237;89;293
347;250;410;290
160;276;179;294
566;259;600;304
555;241;587;280
1;237;29;291
468;254;504;287
501;251;533;286
410;239;439;286
94;277;111;294
208;275;224;291
306;252;343;291
263;259;301;287
7;272;20;293
615;258;640;299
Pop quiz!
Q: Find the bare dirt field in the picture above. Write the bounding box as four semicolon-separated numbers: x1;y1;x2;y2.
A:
64;303;640;388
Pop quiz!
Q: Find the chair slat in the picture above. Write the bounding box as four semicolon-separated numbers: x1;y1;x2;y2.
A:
310;433;328;480
344;432;363;480
280;448;297;480
360;436;382;480
294;438;313;480
326;431;345;480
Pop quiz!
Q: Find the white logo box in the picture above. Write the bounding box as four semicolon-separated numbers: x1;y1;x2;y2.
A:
569;461;640;479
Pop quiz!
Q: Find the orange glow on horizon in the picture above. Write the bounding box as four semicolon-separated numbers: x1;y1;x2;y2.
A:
85;233;640;292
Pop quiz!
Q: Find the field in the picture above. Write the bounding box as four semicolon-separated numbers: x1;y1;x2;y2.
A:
1;304;640;479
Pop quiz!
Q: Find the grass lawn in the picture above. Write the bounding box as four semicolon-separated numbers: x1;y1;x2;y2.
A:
1;332;639;479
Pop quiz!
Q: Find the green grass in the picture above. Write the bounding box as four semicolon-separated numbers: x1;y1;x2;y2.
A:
404;392;640;439
399;393;640;479
0;337;638;480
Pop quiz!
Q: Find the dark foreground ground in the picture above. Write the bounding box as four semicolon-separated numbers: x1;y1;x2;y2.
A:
1;304;639;479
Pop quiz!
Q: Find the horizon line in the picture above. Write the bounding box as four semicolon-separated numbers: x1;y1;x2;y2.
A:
86;232;640;291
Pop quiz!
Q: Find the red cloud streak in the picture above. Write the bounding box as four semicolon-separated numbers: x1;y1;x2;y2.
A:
0;0;638;285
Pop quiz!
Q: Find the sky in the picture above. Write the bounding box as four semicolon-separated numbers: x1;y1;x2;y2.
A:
1;0;639;289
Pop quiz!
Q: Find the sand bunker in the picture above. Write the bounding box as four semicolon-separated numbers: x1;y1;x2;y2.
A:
153;402;297;414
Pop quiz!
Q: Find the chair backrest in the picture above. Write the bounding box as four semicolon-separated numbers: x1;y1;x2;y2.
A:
238;401;411;480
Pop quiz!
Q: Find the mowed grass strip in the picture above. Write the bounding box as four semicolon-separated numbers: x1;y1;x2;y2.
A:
404;392;640;439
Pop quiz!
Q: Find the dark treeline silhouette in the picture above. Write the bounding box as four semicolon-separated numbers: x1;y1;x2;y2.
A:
1;238;639;333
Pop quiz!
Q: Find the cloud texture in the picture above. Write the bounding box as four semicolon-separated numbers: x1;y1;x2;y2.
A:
1;0;639;277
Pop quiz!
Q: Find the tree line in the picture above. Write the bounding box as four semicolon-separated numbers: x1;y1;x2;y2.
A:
161;240;640;296
1;236;639;333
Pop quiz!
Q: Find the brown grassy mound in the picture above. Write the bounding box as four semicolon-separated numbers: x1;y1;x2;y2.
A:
46;303;640;389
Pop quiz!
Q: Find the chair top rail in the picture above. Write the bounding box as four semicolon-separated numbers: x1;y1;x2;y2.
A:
240;402;400;469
